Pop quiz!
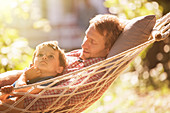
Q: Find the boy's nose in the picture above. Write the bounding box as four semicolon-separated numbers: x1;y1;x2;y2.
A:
42;55;47;59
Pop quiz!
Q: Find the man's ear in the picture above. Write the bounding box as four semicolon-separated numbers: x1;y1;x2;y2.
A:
56;66;64;74
106;48;110;55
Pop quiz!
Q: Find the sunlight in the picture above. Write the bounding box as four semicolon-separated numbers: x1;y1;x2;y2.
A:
1;47;10;54
0;0;17;23
1;58;8;66
0;0;32;24
104;95;112;102
159;72;167;81
0;0;18;10
164;44;170;53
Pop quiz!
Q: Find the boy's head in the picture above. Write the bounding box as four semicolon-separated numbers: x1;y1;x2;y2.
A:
32;41;67;75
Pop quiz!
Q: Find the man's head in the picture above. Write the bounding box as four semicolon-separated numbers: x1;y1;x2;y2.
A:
80;14;124;60
32;41;67;75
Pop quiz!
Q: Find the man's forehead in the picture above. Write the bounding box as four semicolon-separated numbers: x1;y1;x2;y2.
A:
85;24;97;36
86;24;105;41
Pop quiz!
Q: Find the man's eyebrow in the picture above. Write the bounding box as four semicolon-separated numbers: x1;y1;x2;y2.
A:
50;53;55;55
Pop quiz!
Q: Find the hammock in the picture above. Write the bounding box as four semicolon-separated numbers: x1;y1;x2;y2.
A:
1;13;169;113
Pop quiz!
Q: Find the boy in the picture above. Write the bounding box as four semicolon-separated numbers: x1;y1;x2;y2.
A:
0;41;67;111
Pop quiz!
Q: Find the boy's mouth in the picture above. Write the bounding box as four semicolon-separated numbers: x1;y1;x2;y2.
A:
40;61;47;64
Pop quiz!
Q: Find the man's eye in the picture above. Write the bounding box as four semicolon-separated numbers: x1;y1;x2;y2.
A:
91;40;96;44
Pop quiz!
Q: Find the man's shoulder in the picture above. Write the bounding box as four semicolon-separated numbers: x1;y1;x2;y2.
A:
64;54;105;74
64;49;105;72
66;49;105;66
84;57;105;66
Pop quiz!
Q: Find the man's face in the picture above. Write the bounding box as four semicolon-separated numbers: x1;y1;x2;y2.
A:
33;46;62;75
80;24;109;60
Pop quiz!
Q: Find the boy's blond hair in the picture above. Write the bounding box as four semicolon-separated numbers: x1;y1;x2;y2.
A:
32;41;67;68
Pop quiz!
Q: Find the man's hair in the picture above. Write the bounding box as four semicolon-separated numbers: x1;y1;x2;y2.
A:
33;41;67;68
89;14;124;50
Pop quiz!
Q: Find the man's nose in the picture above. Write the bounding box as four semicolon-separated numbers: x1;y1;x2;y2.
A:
81;38;89;48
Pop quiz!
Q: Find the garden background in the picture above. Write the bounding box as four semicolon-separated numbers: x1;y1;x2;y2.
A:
0;0;169;113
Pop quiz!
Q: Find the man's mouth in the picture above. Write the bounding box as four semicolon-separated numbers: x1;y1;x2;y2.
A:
83;50;89;54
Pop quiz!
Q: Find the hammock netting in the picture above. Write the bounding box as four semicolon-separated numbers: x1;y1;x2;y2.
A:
1;13;169;113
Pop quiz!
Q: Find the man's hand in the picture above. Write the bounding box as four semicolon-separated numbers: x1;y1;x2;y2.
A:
0;70;23;87
24;66;41;80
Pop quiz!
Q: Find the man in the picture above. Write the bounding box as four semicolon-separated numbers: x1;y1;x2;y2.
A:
0;14;124;112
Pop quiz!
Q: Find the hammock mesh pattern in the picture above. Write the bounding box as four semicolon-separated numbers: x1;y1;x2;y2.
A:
1;13;169;113
2;39;154;113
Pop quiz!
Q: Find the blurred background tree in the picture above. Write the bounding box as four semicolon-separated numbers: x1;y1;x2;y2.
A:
84;0;170;113
145;0;170;88
0;0;169;112
103;0;170;91
0;0;34;73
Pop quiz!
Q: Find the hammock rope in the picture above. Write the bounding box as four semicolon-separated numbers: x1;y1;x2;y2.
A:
1;13;169;113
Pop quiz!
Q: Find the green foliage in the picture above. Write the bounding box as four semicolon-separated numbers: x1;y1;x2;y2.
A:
0;0;34;73
103;0;169;89
0;27;34;73
104;0;163;19
0;0;33;23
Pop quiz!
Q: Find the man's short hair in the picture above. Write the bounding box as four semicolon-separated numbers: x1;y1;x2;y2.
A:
90;14;124;50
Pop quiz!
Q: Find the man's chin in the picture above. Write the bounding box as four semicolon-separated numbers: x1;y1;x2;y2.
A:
80;54;89;60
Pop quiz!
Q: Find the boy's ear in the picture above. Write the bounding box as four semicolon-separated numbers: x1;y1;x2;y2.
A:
56;66;63;74
29;64;33;67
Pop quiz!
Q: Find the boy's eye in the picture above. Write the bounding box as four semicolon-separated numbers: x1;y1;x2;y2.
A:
38;54;43;57
48;55;54;58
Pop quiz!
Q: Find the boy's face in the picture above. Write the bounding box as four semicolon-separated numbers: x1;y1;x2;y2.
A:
33;46;63;75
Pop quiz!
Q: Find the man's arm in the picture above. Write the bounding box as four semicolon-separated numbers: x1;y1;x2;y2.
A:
0;85;14;100
14;74;42;94
0;70;23;87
